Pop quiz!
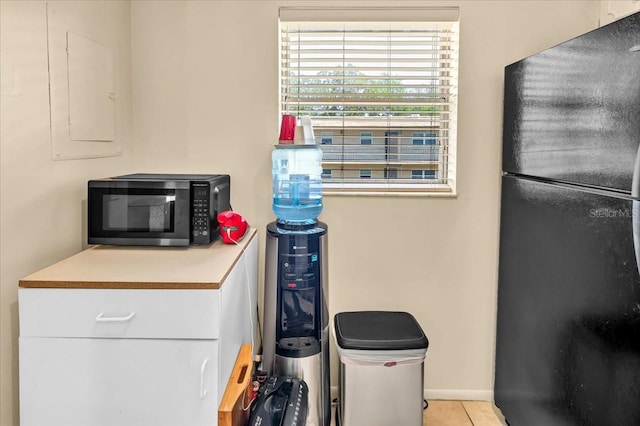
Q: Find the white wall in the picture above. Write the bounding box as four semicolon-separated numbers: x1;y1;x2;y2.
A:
0;1;133;425
130;0;599;401
0;1;603;425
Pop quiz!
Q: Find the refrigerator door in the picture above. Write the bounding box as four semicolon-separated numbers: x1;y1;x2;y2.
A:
496;176;640;426
502;13;640;192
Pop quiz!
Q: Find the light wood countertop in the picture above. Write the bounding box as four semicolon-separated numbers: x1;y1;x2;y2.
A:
19;228;257;290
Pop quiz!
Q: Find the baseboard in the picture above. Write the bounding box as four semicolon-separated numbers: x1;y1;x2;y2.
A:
330;386;493;402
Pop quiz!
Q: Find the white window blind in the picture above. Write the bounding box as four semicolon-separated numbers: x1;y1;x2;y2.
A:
279;8;459;194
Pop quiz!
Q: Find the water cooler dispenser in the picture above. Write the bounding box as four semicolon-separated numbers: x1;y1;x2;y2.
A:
263;142;331;426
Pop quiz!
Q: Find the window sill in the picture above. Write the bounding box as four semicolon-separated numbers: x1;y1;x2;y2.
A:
323;185;458;198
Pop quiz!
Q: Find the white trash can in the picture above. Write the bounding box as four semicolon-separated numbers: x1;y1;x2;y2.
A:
334;311;429;426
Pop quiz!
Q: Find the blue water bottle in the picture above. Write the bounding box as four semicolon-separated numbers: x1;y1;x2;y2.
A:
272;144;323;224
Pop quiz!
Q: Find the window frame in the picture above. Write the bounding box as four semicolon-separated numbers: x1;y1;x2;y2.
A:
279;7;459;196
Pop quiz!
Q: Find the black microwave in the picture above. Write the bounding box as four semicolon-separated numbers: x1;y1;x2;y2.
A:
88;173;231;246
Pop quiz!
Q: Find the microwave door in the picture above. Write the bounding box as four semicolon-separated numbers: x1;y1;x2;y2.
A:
106;194;173;232
88;180;191;246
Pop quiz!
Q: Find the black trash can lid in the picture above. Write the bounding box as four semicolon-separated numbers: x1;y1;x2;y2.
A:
334;311;429;350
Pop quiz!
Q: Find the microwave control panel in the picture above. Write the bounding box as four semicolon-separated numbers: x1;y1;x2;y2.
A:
191;182;211;244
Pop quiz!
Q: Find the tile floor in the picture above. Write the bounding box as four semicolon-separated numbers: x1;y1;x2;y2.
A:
423;401;506;425
330;400;506;425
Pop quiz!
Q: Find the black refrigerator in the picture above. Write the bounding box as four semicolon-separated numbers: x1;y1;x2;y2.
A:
496;12;640;426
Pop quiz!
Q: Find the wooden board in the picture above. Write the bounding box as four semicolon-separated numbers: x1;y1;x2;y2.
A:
218;344;254;426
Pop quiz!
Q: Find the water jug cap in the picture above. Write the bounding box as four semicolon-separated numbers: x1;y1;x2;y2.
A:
293;116;316;145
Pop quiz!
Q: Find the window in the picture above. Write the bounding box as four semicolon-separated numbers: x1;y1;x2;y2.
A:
385;168;398;179
320;131;333;144
412;170;436;179
279;7;459;194
412;132;437;146
360;132;373;145
360;169;372;179
322;168;332;179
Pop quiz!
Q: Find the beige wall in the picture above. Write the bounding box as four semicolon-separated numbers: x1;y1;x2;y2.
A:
130;0;599;400
600;0;640;25
1;0;600;425
0;1;133;425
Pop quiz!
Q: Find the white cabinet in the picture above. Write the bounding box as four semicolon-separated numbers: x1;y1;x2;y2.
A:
19;229;258;426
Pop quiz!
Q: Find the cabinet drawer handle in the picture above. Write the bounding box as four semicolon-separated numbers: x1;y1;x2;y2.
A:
95;312;136;322
200;358;209;399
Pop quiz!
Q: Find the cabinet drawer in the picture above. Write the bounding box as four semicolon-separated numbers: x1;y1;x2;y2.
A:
19;288;220;339
20;337;220;426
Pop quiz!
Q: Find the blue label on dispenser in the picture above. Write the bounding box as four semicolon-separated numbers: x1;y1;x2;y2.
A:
311;254;318;262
